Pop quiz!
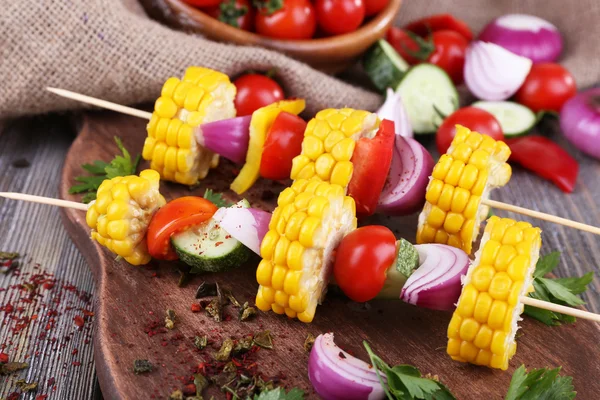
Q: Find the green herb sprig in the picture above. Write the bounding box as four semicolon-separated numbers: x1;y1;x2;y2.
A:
254;387;305;400
69;137;141;203
203;189;233;208
364;341;456;400
525;252;593;326
505;365;575;400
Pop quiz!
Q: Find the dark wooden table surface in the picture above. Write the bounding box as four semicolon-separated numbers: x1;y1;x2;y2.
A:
1;113;599;399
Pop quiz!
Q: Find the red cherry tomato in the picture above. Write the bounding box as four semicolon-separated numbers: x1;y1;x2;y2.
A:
347;119;395;216
363;0;388;16
147;197;218;260
206;0;255;31
333;225;397;303
427;30;468;85
515;63;577;113
404;14;473;42
233;74;284;117
255;0;317;40
260;112;307;180
385;27;424;65
182;0;221;8
436;107;504;154
315;0;365;35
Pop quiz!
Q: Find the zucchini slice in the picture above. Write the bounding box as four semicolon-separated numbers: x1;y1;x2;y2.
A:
472;101;536;137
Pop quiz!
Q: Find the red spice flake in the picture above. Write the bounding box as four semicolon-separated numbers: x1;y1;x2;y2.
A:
81;309;95;317
72;348;79;356
182;383;196;395
190;303;202;313
72;361;81;366
43;281;54;290
215;241;224;247
2;303;14;313
8;392;20;400
47;377;56;387
36;396;49;400
0;352;9;363
73;315;85;329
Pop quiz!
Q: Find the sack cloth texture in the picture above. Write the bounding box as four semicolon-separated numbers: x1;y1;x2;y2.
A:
1;0;598;118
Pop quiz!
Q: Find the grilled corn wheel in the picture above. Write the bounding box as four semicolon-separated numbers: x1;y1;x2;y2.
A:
85;170;166;265
417;125;512;254
255;179;357;323
290;108;380;189
142;67;236;185
447;216;541;370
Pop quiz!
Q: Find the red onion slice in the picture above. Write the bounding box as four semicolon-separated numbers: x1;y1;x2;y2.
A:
213;207;271;255
400;244;470;311
478;14;562;63
560;88;600;160
377;135;434;215
197;116;251;164
376;88;413;138
464;41;532;101
308;333;385;400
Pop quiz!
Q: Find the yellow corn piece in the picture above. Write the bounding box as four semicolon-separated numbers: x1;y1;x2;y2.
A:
290;108;379;190
85;170;166;265
255;179;357;323
417;125;512;254
230;99;306;195
447;216;541;370
143;67;236;186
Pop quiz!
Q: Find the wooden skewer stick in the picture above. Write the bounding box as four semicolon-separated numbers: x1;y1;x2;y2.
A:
46;87;600;237
46;87;152;120
483;199;600;236
0;192;89;211
1;191;600;322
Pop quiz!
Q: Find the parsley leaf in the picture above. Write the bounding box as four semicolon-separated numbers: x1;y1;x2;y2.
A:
524;252;593;326
364;341;456;400
203;189;232;208
505;365;575;400
69;137;141;203
254;387;305;400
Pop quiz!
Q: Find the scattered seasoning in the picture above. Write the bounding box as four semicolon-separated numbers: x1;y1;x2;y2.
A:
190;302;202;313
211;361;237;387
194;335;208;350
0;251;20;260
169;389;184;400
222;288;241;307
253;331;273;350
0;353;9;363
1;251;20;274
233;335;254;355
133;359;153;374
204;299;223;322
177;266;191;287
182;383;196;396
73;315;85;329
214;338;234;361
304;333;315;352
1;361;29;375
195;281;218;298
194;373;209;396
15;379;38;392
239;302;257;321
165;309;176;330
11;158;31;168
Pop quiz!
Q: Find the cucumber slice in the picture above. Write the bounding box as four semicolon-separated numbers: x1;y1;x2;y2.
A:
472;101;536;137
396;64;458;134
363;39;409;93
172;200;250;273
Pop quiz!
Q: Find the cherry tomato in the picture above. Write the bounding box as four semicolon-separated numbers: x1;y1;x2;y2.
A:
363;0;388;16
385;27;424;65
404;14;473;42
515;63;577;113
436;107;504;154
233;74;284;116
427;30;468;85
333;225;397;303
347;119;395;216
182;0;221;8
260;112;307;180
147;197;218;260
315;0;365;36
206;0;255;31
255;0;317;40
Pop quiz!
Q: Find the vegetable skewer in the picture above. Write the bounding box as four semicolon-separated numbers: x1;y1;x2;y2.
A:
46;87;600;236
1;189;597;323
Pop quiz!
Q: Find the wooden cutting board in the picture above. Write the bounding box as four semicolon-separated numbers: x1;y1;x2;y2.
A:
59;112;600;399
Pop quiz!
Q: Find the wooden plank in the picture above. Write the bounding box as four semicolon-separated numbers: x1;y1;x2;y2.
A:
0;116;99;400
59;112;600;399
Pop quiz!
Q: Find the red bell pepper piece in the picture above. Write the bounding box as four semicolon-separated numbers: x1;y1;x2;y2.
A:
348;119;395;216
404;14;473;41
506;136;579;193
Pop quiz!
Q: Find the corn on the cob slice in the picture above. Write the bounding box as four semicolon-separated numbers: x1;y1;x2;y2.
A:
230;99;305;195
142;67;236;186
255;179;357;323
85;170;166;265
290;108;380;189
417;125;512;254
447;216;541;370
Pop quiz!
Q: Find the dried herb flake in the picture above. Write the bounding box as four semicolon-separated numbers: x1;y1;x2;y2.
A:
133;359;153;374
303;333;315;352
222;288;241;307
205;299;223;322
165;309;176;330
195;281;218;298
253;331;273;350
169;389;184;400
194;335;208;350
214;338;234;361
194;373;209;396
239;302;257;321
233;335;254;355
15;379;38;392
0;361;28;375
0;252;19;260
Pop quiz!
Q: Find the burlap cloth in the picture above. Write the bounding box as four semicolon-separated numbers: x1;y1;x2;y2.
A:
1;0;598;118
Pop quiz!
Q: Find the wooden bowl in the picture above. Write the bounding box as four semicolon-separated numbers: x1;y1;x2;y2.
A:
140;0;402;73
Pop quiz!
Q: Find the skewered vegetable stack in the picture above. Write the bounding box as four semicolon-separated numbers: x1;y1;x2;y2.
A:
447;216;541;370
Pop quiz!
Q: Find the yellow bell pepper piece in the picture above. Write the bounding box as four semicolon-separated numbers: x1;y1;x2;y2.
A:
230;99;306;194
